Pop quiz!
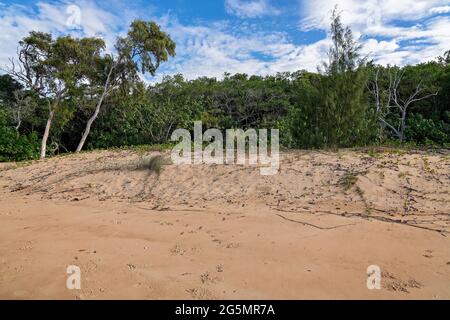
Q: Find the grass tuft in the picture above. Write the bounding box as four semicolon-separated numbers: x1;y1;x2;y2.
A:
339;172;358;191
137;155;171;175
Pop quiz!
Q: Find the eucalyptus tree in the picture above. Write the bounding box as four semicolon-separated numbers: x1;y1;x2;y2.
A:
4;32;105;159
75;20;176;152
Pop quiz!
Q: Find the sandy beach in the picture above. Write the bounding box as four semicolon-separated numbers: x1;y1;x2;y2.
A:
0;149;449;299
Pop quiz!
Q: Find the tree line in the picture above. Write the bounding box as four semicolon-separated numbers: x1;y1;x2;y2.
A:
1;10;449;162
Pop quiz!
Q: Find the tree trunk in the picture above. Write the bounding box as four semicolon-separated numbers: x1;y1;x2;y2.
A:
399;109;407;143
76;92;106;152
40;109;55;160
76;64;114;153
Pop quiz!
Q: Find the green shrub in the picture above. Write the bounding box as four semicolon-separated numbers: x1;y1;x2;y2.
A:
0;109;39;162
405;114;450;145
0;126;40;162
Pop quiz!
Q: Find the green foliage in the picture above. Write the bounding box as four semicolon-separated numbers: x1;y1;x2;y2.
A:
0;75;22;103
316;69;376;147
0;110;39;162
117;20;176;76
283;10;376;148
405;114;450;145
324;6;363;74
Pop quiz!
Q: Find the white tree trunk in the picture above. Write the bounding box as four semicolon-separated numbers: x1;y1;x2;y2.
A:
399;109;407;142
76;65;114;153
40;109;55;160
76;92;106;152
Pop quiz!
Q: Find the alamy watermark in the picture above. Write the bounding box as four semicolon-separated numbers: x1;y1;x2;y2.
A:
66;4;82;29
366;265;381;290
66;265;81;290
170;121;280;175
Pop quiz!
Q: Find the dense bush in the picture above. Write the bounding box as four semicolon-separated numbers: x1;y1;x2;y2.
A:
0;110;40;162
2;60;449;163
405;113;450;145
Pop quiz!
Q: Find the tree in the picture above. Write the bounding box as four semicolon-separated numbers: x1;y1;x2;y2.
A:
75;20;176;152
312;6;374;147
4;32;105;159
368;66;438;142
8;90;37;131
323;6;363;75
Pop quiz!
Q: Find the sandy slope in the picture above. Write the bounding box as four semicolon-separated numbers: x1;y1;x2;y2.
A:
0;149;449;299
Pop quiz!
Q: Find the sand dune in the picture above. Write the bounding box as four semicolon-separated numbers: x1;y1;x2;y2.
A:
0;149;449;299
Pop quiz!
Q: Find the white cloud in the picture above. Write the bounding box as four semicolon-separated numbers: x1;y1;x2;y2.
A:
0;1;129;72
429;5;450;14
0;0;448;83
157;0;450;80
299;0;450;66
225;0;280;18
151;17;330;81
300;0;449;31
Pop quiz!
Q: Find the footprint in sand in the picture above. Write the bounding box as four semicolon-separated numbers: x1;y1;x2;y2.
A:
200;271;220;284
186;287;213;299
170;244;187;255
225;242;239;249
423;249;433;258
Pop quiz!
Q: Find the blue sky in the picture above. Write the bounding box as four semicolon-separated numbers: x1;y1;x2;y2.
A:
1;0;449;82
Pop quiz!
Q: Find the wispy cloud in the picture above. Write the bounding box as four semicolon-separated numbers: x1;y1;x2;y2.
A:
299;0;450;66
0;0;129;69
225;0;280;18
299;0;450;31
0;0;449;82
153;16;329;81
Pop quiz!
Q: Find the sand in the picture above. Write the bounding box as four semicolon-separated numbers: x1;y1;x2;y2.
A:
0;148;449;299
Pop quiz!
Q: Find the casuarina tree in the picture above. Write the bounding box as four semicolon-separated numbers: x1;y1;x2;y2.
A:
75;20;176;152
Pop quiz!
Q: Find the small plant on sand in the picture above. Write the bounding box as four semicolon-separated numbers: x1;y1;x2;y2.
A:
137;155;171;175
398;171;410;178
366;148;383;158
355;186;371;216
422;157;436;174
339;171;358;191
